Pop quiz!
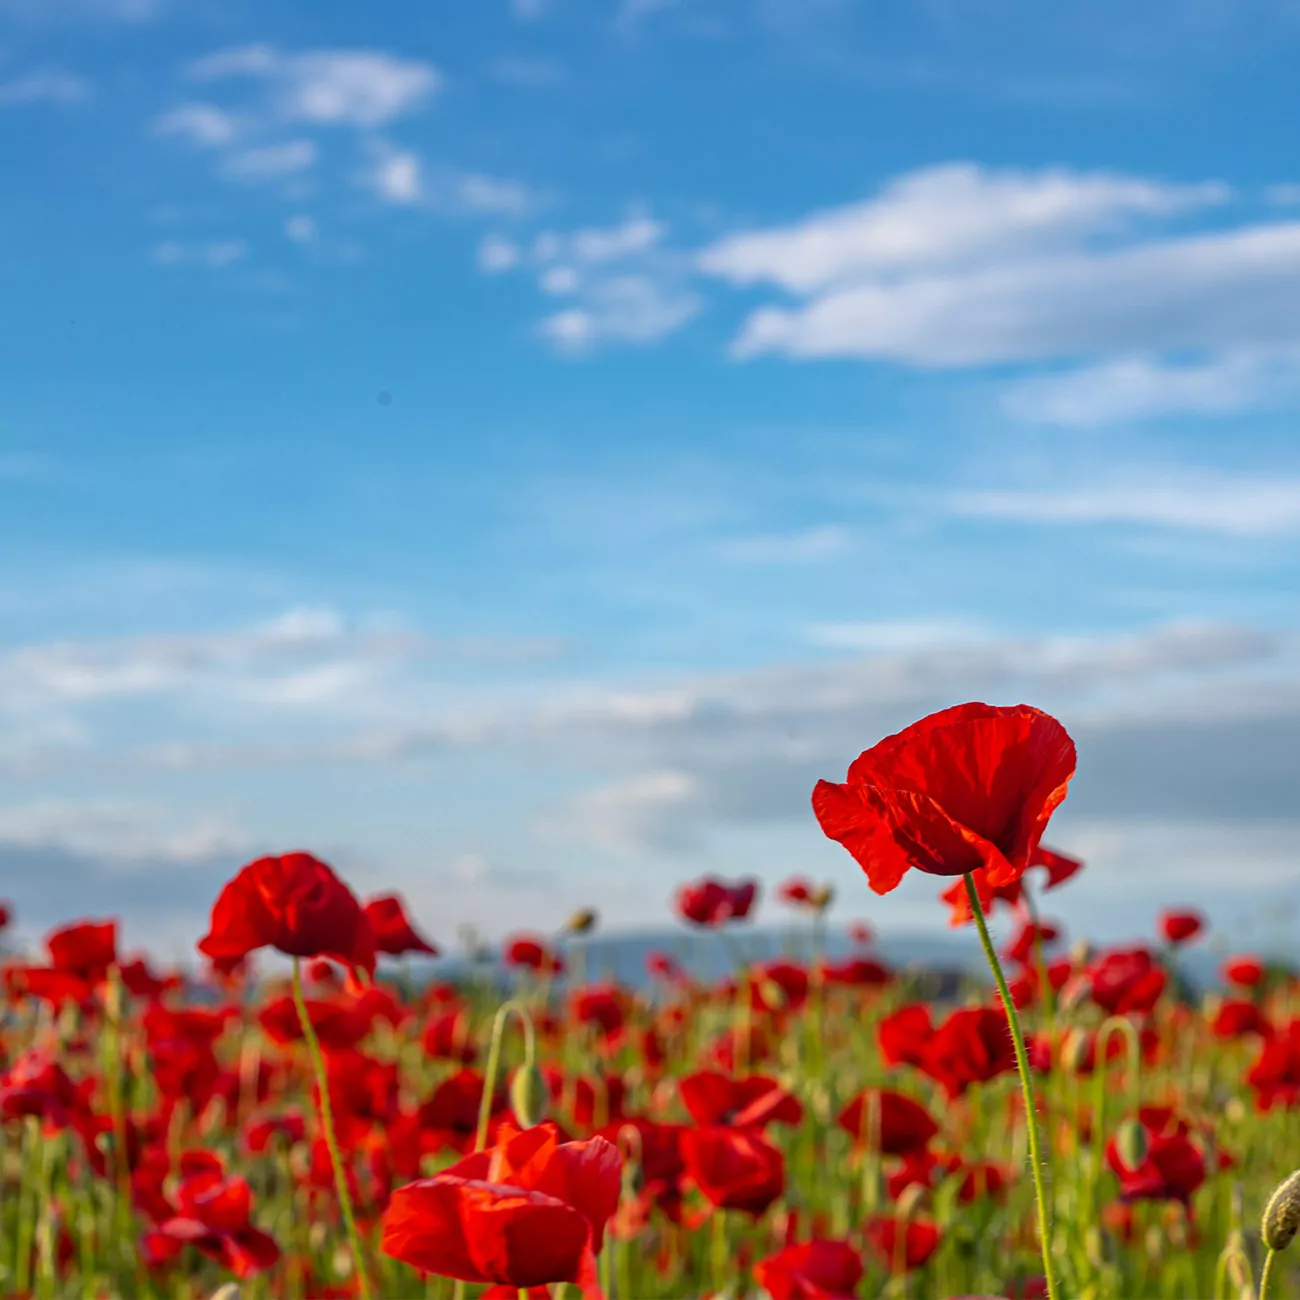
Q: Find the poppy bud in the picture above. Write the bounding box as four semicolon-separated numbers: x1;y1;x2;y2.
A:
895;1183;929;1220
758;977;787;1011
1144;1223;1165;1265
1059;1027;1090;1075
209;1287;242;1300
1225;1097;1247;1125
566;908;598;935
1115;1119;1149;1171
510;1063;550;1129
1262;1170;1300;1251
810;884;835;911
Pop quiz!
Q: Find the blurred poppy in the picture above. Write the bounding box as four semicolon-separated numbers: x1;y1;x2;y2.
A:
1158;910;1205;946
675;876;758;927
753;1238;864;1300
864;1216;942;1271
837;1088;938;1156
364;894;438;957
813;703;1076;895
679;1072;802;1130
681;1126;785;1216
1224;955;1266;989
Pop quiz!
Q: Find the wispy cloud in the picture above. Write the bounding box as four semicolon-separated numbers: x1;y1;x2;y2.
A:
151;239;248;269
940;476;1300;537
187;46;440;128
152;102;242;147
719;524;855;562
220;139;317;181
1001;351;1300;426
0;69;90;107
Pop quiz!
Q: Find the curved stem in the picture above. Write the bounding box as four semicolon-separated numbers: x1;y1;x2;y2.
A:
291;957;374;1300
477;999;536;1151
964;871;1059;1300
1260;1247;1278;1300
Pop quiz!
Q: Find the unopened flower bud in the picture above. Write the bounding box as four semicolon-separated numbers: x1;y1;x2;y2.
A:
895;1183;929;1220
1115;1119;1149;1171
1263;1169;1300;1251
758;978;787;1011
566;908;598;935
1059;1027;1090;1075
810;884;835;911
209;1286;243;1300
510;1063;550;1128
1144;1223;1165;1264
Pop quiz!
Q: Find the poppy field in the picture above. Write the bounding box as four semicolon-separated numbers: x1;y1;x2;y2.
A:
2;702;1298;1299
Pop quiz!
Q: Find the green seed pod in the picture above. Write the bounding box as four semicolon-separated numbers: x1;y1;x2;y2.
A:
1115;1118;1150;1171
1262;1169;1300;1251
510;1063;550;1128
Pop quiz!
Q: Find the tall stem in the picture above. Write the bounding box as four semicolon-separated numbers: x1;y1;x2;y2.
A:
291;957;374;1300
1259;1248;1278;1300
964;871;1059;1300
476;1000;535;1152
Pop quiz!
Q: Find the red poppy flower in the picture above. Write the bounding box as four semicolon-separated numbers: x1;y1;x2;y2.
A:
917;1007;1017;1098
646;950;685;983
940;869;1024;926
675;875;759;927
1002;921;1062;968
1032;844;1083;888
572;984;628;1039
750;959;810;1013
821;956;892;987
364;894;438;957
777;875;815;906
257;993;372;1052
197;853;376;976
864;1216;942;1272
140;1167;281;1279
1247;1024;1300;1109
1158;909;1205;946
504;935;566;976
1212;1000;1273;1041
379;1122;621;1292
417;1068;507;1155
421;1010;476;1064
836;1088;938;1156
878;1004;934;1069
1105;1121;1205;1207
847;921;875;946
679;1072;803;1130
1223;955;1266;988
680;1126;785;1217
812;703;1076;894
753;1238;864;1300
1079;947;1167;1015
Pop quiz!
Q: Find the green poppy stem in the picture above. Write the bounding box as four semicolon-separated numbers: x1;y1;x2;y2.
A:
964;870;1059;1300
1259;1248;1278;1300
291;957;374;1300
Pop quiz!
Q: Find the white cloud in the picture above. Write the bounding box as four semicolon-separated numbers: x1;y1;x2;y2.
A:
940;476;1300;536
478;234;522;272
540;265;578;293
720;524;855;562
539;770;701;852
700;163;1225;294
362;144;536;215
151;239;248;269
511;0;548;17
220;139;317;181
731;219;1300;365
806;619;987;650
538;274;701;351
536;215;665;265
0;799;247;870
153;102;241;147
285;214;317;243
1002;351;1300;426
188;46;440;127
0;69;90;107
366;144;423;204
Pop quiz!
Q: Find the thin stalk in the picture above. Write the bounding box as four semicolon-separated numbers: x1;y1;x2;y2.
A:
964;870;1059;1300
1260;1248;1278;1300
476;999;536;1152
291;957;374;1300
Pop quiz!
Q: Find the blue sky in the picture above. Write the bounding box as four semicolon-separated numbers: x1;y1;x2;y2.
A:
2;0;1300;961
